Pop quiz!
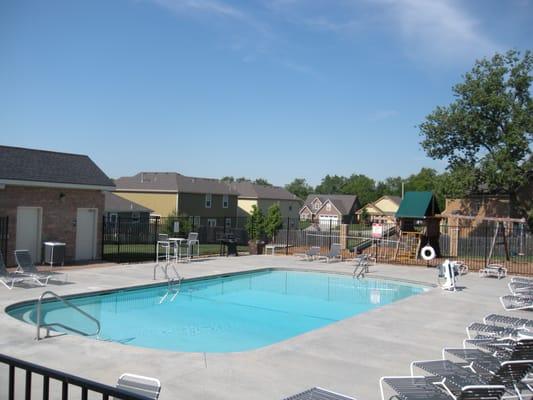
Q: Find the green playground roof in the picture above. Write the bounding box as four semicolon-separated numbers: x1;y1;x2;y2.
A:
395;191;440;219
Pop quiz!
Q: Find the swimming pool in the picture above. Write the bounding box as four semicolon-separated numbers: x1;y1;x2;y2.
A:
7;269;427;352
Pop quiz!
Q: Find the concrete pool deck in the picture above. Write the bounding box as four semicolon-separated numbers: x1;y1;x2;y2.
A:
0;256;528;399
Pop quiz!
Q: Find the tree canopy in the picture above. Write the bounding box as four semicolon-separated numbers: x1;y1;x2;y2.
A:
285;178;312;200
420;49;533;195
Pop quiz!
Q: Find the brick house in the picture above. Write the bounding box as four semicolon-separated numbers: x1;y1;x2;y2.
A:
299;194;359;225
0;146;115;266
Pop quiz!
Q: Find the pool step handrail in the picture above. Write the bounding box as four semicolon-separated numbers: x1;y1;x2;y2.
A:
36;290;101;341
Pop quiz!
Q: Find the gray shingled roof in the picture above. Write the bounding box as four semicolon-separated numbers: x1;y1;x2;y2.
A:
0;145;114;188
104;192;153;213
303;194;358;215
230;181;301;201
114;172;239;195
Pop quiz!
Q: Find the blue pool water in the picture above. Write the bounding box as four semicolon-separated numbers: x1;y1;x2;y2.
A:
7;269;427;352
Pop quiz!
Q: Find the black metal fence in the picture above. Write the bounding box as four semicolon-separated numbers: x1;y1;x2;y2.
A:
102;215;533;275
0;352;151;400
0;216;8;263
102;216;251;263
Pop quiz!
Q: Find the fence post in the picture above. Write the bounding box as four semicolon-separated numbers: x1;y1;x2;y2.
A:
154;217;159;260
101;216;105;262
285;217;290;255
328;219;332;249
116;216;121;263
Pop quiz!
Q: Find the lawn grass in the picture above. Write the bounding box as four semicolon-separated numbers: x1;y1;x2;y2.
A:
103;243;249;257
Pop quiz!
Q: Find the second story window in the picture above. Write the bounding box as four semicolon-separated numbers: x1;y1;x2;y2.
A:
205;193;212;208
223;194;229;208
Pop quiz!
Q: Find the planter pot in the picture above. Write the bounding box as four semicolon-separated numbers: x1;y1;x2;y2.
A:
248;240;265;255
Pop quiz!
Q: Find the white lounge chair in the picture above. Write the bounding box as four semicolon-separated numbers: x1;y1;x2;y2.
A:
479;264;507;279
316;243;342;263
500;294;533;311
116;373;161;399
295;246;320;261
14;250;52;286
0;252;25;290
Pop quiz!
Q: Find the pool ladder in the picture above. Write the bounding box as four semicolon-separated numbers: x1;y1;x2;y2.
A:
159;263;183;304
36;291;101;341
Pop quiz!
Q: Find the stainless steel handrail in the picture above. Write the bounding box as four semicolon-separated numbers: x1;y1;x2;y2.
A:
36;290;101;340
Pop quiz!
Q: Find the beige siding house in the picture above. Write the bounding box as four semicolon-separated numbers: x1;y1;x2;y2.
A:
356;195;402;224
113;172;239;223
231;182;302;219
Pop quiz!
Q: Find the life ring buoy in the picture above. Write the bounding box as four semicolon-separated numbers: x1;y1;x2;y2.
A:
421;245;436;261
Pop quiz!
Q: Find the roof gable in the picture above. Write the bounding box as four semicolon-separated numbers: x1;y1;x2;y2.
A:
0;146;114;188
395;191;440;219
303;194;358;215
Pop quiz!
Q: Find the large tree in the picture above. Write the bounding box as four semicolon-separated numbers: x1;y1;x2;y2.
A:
315;175;346;194
342;174;377;206
285;178;312;200
420;50;533;196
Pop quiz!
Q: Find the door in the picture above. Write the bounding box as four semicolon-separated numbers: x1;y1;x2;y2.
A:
76;208;97;261
16;207;42;262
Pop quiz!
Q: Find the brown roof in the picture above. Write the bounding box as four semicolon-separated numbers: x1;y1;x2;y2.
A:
302;194;358;215
114;172;239;195
105;192;152;213
230;181;300;201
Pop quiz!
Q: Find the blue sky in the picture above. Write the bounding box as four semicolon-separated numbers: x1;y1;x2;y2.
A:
1;0;531;186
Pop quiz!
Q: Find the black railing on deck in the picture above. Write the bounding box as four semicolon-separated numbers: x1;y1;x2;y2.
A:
0;216;8;263
0;353;151;400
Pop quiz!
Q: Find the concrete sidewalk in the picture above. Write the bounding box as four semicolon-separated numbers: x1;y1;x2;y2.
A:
0;256;524;399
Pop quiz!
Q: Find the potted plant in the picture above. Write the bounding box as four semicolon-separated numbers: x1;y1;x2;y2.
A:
246;205;266;255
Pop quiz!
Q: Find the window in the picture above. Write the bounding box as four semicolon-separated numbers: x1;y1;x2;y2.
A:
314;201;321;210
208;218;217;227
205;193;212;208
326;203;331;211
222;194;229;208
131;212;140;223
189;216;201;228
225;217;232;229
289;205;292;211
108;213;117;225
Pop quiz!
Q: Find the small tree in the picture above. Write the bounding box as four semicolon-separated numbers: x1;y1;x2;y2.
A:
360;207;370;224
245;205;265;241
162;210;190;235
264;203;283;241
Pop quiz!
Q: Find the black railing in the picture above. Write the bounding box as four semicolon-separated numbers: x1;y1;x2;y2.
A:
101;214;533;275
0;216;8;263
0;352;151;400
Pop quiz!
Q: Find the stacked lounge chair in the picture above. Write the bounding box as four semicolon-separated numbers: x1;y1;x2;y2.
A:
0;252;25;290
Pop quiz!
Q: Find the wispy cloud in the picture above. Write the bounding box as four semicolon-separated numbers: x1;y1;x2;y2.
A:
264;0;501;66
369;109;399;121
372;0;500;64
149;0;246;20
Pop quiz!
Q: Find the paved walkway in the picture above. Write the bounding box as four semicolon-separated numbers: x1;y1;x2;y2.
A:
0;256;525;399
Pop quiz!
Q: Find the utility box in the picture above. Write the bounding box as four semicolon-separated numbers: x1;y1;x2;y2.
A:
43;242;66;267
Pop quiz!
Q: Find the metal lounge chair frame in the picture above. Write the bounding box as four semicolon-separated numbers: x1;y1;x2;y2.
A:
14;250;53;286
116;373;161;400
0;252;25;289
283;387;357;400
316;243;342;263
410;358;533;399
295;246;321;261
380;375;505;400
500;295;533;311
